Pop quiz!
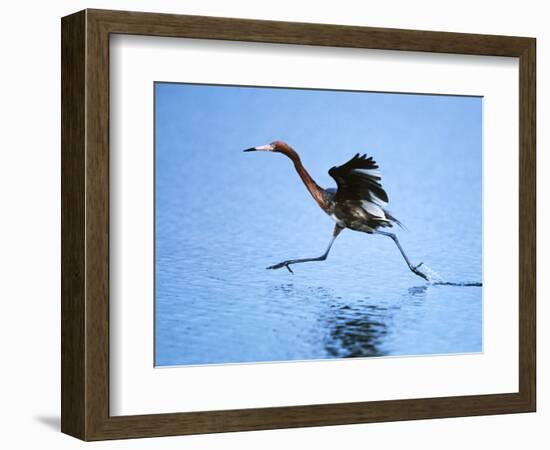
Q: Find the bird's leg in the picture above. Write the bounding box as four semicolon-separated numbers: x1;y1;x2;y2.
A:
267;225;343;274
376;230;428;281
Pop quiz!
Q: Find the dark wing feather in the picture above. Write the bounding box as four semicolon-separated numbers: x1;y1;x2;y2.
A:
328;153;389;203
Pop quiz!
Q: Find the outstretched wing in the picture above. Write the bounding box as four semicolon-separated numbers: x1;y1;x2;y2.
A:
328;153;389;204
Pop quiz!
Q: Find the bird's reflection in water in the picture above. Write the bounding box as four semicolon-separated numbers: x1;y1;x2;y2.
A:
268;284;387;358
324;303;389;358
326;284;431;357
270;282;431;360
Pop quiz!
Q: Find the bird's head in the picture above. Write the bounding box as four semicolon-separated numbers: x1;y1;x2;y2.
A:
243;140;292;154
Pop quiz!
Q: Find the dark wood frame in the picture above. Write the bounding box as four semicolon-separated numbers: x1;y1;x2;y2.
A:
61;8;536;441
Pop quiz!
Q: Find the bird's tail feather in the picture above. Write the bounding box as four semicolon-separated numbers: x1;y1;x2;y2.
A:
385;210;407;230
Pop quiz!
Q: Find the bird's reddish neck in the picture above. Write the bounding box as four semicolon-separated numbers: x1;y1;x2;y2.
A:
279;147;326;208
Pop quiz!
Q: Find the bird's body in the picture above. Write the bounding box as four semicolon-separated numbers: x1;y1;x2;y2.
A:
243;140;427;280
327;199;383;232
324;190;398;233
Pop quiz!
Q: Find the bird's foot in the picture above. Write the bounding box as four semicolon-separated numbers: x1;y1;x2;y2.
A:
411;262;429;281
266;261;294;274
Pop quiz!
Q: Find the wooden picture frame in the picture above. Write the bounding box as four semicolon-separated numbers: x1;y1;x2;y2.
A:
61;8;536;441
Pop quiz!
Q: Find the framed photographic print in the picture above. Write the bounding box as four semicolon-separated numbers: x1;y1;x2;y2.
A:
61;9;536;440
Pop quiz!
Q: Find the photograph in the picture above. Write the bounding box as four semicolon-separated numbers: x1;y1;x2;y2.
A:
154;82;483;367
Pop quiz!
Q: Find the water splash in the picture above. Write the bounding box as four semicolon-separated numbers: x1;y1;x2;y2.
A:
432;281;483;287
417;264;482;287
417;264;444;283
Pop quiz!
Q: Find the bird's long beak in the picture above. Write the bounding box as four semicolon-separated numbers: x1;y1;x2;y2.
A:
243;144;274;152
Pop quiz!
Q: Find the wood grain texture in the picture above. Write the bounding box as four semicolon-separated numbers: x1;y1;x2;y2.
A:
85;10;111;439
518;39;536;410
61;10;86;439
61;8;537;441
89;8;532;56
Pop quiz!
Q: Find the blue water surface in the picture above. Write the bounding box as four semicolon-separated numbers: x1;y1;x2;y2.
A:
155;83;482;366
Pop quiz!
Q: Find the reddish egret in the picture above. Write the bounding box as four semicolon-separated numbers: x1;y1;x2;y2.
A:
244;140;428;281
